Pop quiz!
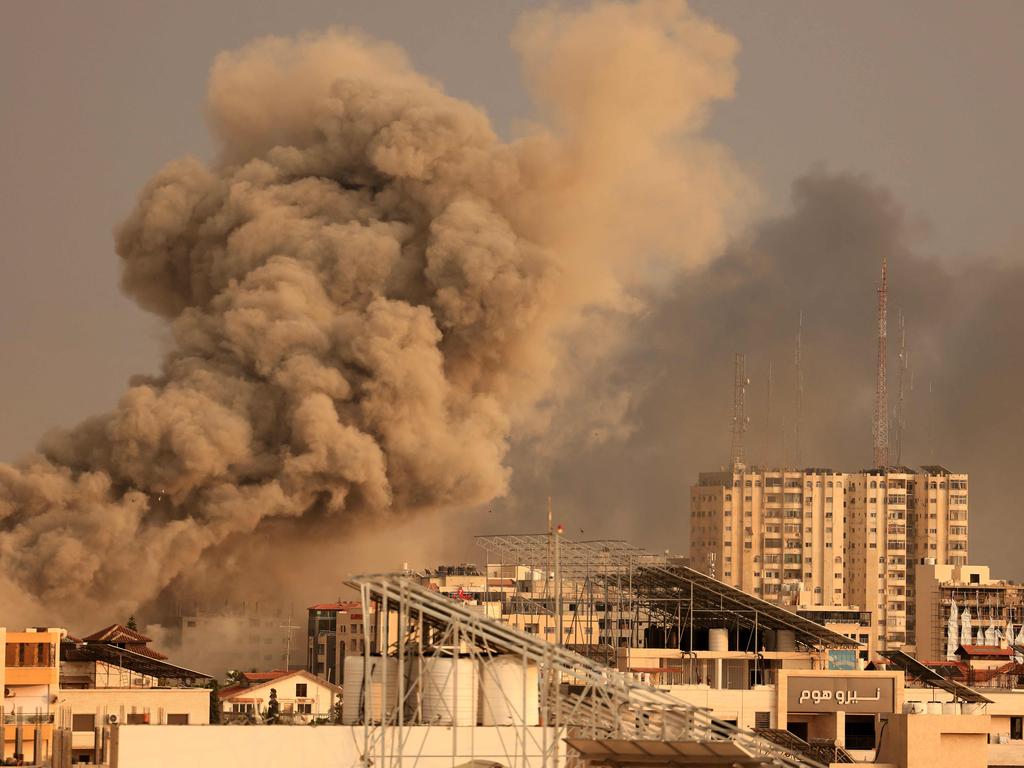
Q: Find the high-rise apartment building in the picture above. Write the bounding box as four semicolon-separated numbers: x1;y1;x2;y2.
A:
691;464;969;653
846;465;968;650
690;467;847;607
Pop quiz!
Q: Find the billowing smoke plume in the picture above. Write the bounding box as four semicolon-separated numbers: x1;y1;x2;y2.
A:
504;169;1024;578
0;1;746;624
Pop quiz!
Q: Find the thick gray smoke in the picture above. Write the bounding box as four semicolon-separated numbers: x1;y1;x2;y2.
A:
504;169;1024;578
0;1;747;624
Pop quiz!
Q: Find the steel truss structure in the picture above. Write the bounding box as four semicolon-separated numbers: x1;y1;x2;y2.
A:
475;534;857;652
350;572;824;768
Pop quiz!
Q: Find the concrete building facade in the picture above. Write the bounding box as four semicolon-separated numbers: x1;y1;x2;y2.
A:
168;603;303;677
690;468;848;607
219;669;340;722
691;465;969;653
913;562;1024;662
846;467;969;651
305;602;375;685
1;627;61;764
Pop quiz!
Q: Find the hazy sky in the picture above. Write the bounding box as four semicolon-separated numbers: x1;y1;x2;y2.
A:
2;2;1022;570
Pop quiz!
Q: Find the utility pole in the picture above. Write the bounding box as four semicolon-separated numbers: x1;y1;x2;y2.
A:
765;360;774;466
730;353;750;470
873;253;890;468
894;310;909;466
280;611;300;671
554;523;563;646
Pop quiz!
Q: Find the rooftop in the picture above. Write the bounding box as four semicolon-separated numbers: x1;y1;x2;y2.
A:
308;602;361;612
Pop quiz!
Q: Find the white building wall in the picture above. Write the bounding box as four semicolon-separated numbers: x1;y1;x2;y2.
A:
111;725;565;768
663;685;776;729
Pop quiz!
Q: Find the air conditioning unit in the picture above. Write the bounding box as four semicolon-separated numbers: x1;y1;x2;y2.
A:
3;686;12;698
107;714;119;724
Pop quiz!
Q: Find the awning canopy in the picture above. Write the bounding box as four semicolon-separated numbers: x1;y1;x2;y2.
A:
62;640;211;682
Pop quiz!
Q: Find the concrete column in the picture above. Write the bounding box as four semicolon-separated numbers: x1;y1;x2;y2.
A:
715;658;723;690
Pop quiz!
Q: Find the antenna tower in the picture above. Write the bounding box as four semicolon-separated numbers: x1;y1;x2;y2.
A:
765;361;774;465
729;353;750;470
894;310;909;466
794;311;804;468
873;253;890;468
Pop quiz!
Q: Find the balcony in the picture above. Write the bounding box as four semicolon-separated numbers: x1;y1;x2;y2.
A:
2;713;54;725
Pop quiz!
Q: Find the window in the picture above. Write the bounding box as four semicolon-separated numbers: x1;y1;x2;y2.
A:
755;711;771;729
167;714;189;725
1012;717;1023;741
298;703;312;714
296;683;308;697
72;714;96;732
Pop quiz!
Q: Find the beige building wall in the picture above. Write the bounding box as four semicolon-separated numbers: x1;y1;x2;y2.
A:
913;562;1024;661
58;687;209;755
108;725;565;768
847;470;911;651
877;713;989;768
1;627;62;763
690;468;846;608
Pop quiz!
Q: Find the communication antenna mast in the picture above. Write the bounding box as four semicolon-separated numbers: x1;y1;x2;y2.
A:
894;310;909;466
794;311;804;468
873;253;890;468
730;353;750;470
765;361;774;465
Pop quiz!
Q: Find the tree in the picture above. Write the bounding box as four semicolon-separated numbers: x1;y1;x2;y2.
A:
265;688;280;725
126;615;138;631
206;679;222;724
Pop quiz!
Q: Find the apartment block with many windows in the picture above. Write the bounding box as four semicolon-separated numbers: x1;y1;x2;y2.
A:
690;467;847;608
691;464;968;654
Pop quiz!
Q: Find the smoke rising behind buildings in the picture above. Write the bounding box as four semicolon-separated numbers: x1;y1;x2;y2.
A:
506;169;1024;577
0;2;747;625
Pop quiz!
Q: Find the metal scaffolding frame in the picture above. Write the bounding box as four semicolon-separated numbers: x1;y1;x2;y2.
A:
475;534;858;652
349;572;823;768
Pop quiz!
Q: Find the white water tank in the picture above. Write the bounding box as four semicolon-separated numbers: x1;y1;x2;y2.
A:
421;656;479;725
904;701;927;714
479;656;540;726
942;702;960;715
775;630;796;652
926;701;943;715
962;702;985;715
341;656;364;724
405;656;421;721
708;628;729;653
367;656;400;723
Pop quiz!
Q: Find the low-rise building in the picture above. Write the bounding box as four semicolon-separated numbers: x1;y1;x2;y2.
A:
218;669;340;723
796;606;876;664
167;603;303;677
306;602;375;684
56;624;211;764
913;561;1024;662
1;627;61;764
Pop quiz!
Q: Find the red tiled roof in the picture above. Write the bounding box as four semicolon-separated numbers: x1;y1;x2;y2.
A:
956;644;1013;657
308;602;361;611
126;644;169;661
241;670;290;683
217;684;246;700
83;624;153;644
222;669;342;697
